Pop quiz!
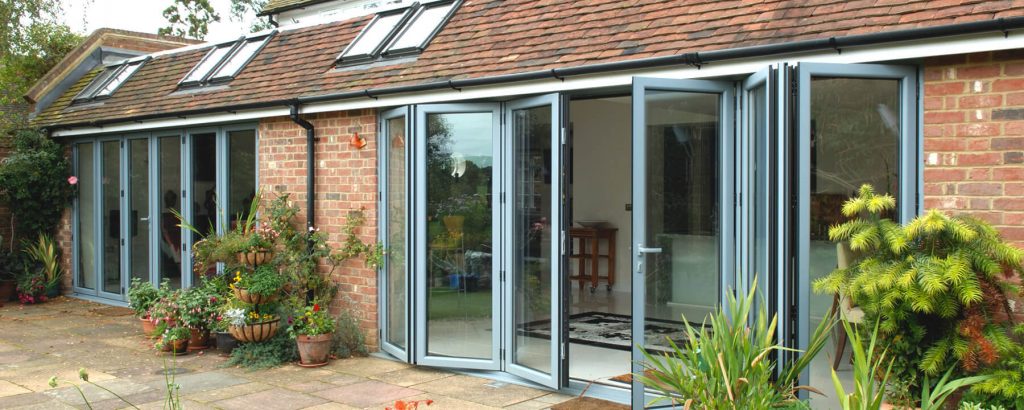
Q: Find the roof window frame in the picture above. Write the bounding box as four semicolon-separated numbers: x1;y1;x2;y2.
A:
208;32;277;84
72;57;150;104
336;7;415;66
178;39;243;88
382;0;461;58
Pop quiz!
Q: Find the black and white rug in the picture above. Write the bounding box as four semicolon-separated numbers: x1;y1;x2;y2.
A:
519;311;700;353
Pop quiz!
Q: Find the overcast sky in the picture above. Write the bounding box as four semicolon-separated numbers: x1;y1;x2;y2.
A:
62;0;262;44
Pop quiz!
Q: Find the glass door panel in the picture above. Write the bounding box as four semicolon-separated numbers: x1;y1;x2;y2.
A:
382;108;410;359
631;78;733;408
76;143;97;291
505;94;562;388
191;131;218;284
416;104;501;370
128;138;150;284
100;140;123;296
794;63;916;406
158;135;183;288
739;68;774;310
227;129;257;229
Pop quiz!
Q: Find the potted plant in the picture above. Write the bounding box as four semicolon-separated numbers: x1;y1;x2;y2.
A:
148;287;182;330
159;326;191;354
288;303;336;367
22;233;63;298
211;305;237;353
127;278;160;337
230;265;285;305
237;224;278;266
178;285;221;350
224;305;280;343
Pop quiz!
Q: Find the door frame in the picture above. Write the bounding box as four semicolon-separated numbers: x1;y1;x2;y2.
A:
791;62;918;390
630;77;735;409
413;102;503;370
501;93;564;388
380;106;413;361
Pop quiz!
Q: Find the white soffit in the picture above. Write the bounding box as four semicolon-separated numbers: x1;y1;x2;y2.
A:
52;30;1023;138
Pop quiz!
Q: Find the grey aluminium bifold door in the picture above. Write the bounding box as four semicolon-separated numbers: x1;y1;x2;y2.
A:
381;106;412;361
631;77;734;409
415;103;502;370
503;94;563;388
793;62;917;400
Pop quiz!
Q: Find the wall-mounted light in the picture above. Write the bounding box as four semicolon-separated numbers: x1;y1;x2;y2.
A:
350;132;367;149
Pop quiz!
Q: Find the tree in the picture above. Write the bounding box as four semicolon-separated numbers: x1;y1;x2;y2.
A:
0;0;82;133
160;0;270;40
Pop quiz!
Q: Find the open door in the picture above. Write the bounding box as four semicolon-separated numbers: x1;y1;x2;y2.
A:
503;94;564;388
414;103;502;371
630;77;734;409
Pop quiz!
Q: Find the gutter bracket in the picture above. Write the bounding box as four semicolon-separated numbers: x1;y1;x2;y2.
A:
551;69;565;82
829;37;842;54
448;80;462;92
686;53;703;70
363;90;378;100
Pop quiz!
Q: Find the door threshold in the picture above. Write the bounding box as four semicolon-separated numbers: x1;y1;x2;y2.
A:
70;292;128;307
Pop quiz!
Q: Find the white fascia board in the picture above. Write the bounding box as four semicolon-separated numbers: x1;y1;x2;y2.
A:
51;106;288;137
52;30;1023;137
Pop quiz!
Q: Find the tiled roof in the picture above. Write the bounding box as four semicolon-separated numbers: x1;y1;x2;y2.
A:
34;0;1024;129
260;0;333;15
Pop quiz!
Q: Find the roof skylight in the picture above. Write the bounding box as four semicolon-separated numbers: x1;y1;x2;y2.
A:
336;0;460;66
73;59;148;103
384;1;458;56
179;32;275;88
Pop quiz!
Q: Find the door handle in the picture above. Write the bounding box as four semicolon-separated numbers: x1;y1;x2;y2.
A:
139;217;149;222
637;245;662;255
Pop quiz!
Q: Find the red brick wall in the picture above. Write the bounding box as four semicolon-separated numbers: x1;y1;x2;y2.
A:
923;50;1024;246
258;109;380;349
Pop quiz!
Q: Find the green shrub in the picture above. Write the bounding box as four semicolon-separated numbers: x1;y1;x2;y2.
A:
127;278;160;318
225;332;298;369
0;130;74;239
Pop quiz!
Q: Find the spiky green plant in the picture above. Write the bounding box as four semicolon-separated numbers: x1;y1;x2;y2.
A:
814;184;1022;404
831;320;892;410
636;281;834;409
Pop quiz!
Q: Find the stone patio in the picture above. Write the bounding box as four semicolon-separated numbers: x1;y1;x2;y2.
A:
0;297;577;409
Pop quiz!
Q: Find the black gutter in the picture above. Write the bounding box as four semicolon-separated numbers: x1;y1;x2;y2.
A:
42;16;1024;133
289;104;316;231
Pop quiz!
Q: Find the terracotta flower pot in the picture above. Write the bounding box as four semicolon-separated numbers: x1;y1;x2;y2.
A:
237;250;274;267
232;287;276;305
188;328;210;350
140;317;158;339
880;402;920;410
169;339;189;354
229;319;280;343
296;333;333;366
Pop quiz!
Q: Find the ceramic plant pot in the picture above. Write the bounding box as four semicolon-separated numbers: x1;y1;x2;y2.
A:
232;287;276;305
237;250;274;267
296;333;332;367
229;319;280;343
140;317;158;338
188;328;210;350
215;331;238;353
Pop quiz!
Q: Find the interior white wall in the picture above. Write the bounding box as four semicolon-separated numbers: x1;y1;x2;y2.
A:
568;97;632;294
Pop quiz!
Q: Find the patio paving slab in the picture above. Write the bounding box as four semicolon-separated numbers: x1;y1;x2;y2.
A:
0;297;575;409
213;387;329;410
313;380;422;408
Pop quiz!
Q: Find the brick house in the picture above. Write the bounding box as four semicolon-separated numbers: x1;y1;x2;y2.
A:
25;1;1024;407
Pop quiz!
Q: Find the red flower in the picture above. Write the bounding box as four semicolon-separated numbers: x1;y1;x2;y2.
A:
313;304;320;312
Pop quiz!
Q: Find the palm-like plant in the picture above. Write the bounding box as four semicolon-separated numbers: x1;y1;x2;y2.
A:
636;281;834;409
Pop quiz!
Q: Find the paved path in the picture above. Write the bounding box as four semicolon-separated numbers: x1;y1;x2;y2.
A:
0;297;575;409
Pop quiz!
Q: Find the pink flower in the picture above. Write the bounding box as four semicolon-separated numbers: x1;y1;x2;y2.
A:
68;176;78;185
